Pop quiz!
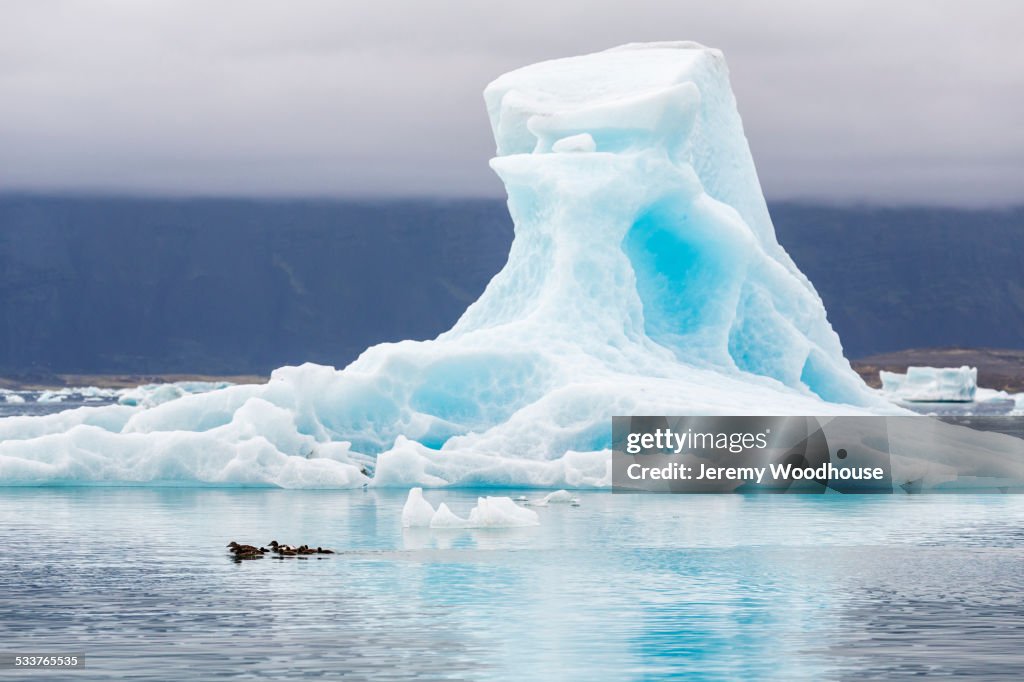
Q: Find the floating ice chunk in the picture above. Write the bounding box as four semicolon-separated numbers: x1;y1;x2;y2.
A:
420;495;540;528
881;366;977;402
467;496;540;527
543;489;574;503
3;394;26;404
36;391;66;404
401;487;436;528
529;489;578;506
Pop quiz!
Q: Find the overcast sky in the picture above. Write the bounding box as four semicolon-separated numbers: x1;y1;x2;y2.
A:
1;1;1021;205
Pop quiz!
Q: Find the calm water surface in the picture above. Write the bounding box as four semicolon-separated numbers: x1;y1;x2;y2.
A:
1;489;1023;680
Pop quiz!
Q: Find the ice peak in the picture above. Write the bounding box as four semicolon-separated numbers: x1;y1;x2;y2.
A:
469;43;870;404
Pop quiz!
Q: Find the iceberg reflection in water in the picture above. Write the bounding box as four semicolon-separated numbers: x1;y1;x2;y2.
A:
2;488;1024;680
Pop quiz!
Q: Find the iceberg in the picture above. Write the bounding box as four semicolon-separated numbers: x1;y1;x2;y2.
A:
881;366;978;402
0;42;900;488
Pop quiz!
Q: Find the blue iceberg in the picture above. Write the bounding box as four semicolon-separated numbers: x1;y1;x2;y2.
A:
0;43;898;488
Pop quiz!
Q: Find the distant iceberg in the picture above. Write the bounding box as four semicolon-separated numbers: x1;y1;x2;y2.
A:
0;43;905;488
0;382;230;408
116;381;234;408
881;366;978;402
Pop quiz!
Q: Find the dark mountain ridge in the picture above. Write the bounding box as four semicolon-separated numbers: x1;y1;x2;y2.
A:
1;195;1021;376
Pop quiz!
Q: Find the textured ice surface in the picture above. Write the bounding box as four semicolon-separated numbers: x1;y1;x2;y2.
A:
0;43;915;488
881;366;978;402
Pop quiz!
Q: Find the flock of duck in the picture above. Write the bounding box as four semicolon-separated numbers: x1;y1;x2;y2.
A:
228;540;335;560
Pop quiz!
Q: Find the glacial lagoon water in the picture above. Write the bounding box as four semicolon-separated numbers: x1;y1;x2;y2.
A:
2;487;1024;680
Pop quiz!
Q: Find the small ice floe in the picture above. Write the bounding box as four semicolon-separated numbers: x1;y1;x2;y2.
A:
401;487;539;529
525;489;580;507
2;393;26;404
880;366;977;402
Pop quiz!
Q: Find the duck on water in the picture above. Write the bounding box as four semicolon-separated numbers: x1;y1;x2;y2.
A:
228;540;335;560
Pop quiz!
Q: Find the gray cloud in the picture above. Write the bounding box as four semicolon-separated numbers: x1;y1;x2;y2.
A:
1;0;1021;205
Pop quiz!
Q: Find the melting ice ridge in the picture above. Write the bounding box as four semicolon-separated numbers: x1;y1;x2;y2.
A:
5;42;1017;489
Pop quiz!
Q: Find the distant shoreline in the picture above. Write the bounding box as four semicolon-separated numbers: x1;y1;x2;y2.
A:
0;373;268;391
3;347;1021;394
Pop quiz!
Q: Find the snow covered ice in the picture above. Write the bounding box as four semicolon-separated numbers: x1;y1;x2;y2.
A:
881;366;978;402
4;42;1021;489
